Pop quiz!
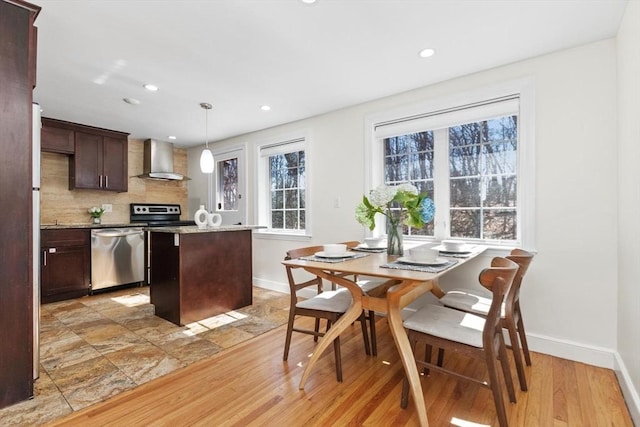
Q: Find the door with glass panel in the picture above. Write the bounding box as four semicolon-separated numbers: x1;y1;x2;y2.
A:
208;147;246;225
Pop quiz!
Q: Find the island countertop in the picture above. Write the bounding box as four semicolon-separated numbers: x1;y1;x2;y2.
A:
149;225;265;234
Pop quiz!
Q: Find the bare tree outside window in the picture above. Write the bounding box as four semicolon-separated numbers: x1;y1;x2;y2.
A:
218;158;238;211
383;132;435;236
449;116;517;240
269;150;305;230
382;114;518;242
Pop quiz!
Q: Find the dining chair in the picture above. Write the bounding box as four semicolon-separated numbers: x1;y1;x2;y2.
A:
439;248;534;391
400;257;519;427
282;243;373;382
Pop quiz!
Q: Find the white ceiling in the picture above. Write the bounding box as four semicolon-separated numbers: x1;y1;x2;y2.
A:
32;0;627;147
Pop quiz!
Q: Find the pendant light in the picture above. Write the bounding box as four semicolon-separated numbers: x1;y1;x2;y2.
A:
199;102;214;173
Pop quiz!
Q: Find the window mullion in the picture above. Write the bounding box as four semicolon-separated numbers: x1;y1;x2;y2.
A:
433;128;450;240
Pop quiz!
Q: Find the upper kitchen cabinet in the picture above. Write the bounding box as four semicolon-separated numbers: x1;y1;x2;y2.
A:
71;130;128;192
41;117;74;154
42;118;129;192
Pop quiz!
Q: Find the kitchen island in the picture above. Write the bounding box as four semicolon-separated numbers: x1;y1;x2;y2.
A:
149;225;262;326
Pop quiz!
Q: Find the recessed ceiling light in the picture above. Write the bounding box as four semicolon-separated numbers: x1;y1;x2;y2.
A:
261;105;271;111
123;97;140;105
300;0;316;3
418;48;436;58
168;136;177;140
143;84;159;92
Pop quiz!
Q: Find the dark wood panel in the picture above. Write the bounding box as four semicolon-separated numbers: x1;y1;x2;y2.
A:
41;119;74;154
0;0;40;409
41;245;90;303
102;136;127;192
41;228;89;247
70;131;101;189
149;233;181;325
149;230;253;326
180;231;253;324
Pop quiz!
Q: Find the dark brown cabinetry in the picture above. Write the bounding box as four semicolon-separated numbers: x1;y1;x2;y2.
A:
41;229;90;304
41;117;129;192
41;118;74;154
72;130;128;192
150;230;253;326
72;126;129;192
0;0;40;409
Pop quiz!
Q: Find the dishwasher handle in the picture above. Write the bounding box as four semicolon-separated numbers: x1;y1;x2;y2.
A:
92;228;144;238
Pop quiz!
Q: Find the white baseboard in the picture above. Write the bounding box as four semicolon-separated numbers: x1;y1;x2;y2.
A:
253;280;640;423
525;332;616;368
614;352;640;426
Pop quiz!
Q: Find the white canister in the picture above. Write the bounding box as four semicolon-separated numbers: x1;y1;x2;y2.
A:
207;212;222;227
194;205;208;229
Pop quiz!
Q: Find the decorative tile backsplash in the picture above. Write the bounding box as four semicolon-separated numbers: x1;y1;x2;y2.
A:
40;139;188;225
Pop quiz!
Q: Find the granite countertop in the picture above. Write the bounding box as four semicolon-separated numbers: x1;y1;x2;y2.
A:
41;223;147;230
150;225;265;234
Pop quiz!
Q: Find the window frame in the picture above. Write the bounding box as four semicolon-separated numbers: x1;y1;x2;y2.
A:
364;79;535;250
255;133;311;239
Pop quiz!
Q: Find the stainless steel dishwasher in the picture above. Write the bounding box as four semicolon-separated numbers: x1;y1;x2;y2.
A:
91;227;145;292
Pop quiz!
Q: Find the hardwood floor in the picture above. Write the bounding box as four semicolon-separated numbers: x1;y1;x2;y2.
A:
46;314;632;426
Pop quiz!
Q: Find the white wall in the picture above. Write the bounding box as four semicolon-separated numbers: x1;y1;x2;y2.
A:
616;0;640;422
189;39;621;364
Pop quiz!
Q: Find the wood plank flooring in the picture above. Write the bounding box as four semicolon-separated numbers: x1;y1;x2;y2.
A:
46;315;633;427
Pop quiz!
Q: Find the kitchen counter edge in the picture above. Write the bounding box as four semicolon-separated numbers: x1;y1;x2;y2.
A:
41;223;146;230
150;225;265;234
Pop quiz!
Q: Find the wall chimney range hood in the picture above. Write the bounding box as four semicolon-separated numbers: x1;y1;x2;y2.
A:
137;139;187;181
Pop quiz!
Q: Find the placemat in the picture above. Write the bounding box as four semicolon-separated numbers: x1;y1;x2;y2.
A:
381;259;458;273
435;246;482;258
350;246;386;253
300;253;370;263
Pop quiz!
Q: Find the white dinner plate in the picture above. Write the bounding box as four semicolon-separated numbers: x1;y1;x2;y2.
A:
314;251;358;259
356;243;386;250
397;257;449;266
433;244;475;254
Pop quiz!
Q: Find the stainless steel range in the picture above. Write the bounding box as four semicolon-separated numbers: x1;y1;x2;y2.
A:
129;203;195;227
130;203;195;284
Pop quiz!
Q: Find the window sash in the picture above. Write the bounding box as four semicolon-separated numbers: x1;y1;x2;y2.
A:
257;136;308;236
374;97;522;244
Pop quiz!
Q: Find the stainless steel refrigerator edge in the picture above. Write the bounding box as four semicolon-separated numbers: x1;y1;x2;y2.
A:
32;102;40;380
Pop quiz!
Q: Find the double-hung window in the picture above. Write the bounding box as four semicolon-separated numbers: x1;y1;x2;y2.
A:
257;137;307;235
370;89;533;247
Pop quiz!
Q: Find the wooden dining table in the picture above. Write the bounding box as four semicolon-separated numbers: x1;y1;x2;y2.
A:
282;247;486;427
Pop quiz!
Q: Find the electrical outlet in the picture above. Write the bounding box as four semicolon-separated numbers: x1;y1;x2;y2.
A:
102;204;112;213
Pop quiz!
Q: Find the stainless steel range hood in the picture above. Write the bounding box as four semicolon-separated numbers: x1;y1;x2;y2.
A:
137;139;186;180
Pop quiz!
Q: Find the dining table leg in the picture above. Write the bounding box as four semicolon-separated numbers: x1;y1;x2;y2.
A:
297;270;364;390
387;279;433;427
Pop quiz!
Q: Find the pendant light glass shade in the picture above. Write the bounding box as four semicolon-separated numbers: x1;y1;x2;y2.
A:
200;148;214;173
199;102;214;174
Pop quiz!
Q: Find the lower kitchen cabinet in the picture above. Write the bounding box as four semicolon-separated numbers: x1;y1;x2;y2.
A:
41;229;90;303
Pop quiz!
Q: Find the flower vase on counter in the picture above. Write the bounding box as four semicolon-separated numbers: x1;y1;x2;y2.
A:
88;206;105;225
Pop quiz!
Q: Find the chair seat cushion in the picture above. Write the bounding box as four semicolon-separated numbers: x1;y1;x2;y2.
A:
440;289;506;317
403;303;486;348
296;288;352;313
356;277;389;293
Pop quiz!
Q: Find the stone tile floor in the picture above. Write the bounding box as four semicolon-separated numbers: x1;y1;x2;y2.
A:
0;286;290;426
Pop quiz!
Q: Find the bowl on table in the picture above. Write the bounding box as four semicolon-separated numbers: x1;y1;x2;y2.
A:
323;243;348;256
407;245;439;262
363;237;385;248
441;240;467;252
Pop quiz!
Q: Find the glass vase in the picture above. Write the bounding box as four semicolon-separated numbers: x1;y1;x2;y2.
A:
92;217;101;224
386;213;403;256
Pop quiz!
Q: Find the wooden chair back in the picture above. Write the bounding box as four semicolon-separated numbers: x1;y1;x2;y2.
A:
504;248;534;315
478;257;519;350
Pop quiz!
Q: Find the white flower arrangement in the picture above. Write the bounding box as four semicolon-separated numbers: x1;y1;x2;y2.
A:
88;206;105;218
